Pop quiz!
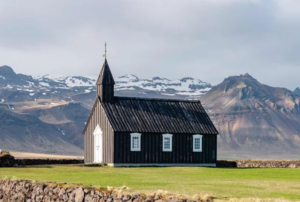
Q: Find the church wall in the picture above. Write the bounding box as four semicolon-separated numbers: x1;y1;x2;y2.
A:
84;99;114;164
113;132;217;164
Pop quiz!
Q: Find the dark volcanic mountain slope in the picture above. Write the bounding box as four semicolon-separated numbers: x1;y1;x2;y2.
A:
0;66;29;87
201;74;300;159
23;103;90;149
294;87;300;96
0;105;83;155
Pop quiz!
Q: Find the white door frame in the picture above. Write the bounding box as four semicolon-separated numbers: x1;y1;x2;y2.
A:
93;124;103;163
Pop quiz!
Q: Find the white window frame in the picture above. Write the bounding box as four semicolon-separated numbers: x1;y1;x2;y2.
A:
130;133;141;151
193;134;203;152
162;134;173;152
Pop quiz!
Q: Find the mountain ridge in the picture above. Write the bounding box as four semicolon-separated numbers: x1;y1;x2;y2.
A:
1;65;300;159
201;73;300;159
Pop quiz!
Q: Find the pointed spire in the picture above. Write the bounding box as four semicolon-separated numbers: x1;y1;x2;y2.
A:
96;58;115;85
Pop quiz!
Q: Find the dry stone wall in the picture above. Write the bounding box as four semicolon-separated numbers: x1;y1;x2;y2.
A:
217;160;300;168
0;178;211;202
1;150;299;168
0;154;83;167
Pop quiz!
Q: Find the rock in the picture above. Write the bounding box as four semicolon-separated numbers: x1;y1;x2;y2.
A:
36;195;43;202
31;193;36;200
111;192;118;199
117;194;124;200
59;188;66;197
16;192;26;202
169;197;178;202
123;195;131;201
43;195;51;202
75;187;85;202
132;193;140;199
84;194;94;202
0;189;3;199
68;190;76;202
61;193;69;202
66;188;74;193
44;187;50;195
92;195;100;202
107;197;113;202
53;187;60;194
145;196;154;202
133;197;143;202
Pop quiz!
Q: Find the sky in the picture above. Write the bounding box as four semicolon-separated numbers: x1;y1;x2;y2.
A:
0;0;300;90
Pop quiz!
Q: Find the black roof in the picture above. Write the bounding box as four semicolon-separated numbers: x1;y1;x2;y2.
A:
96;59;115;85
100;96;219;134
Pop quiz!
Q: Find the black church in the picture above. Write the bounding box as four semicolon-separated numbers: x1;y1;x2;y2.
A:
83;58;219;166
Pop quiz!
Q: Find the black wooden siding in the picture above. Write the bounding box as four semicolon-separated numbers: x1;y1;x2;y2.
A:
114;132;217;164
84;99;114;164
98;85;114;103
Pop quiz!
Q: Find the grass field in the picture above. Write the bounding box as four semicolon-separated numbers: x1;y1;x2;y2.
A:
0;165;299;201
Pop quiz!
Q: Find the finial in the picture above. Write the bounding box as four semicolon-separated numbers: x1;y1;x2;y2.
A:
103;42;107;58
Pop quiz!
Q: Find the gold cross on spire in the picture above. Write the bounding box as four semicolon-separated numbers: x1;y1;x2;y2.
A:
103;42;107;58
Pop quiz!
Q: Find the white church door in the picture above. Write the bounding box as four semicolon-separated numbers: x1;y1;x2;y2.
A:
93;125;103;163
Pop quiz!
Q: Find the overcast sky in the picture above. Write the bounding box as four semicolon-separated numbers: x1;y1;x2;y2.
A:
0;0;300;90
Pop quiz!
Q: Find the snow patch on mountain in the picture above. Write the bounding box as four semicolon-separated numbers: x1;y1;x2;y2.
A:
31;74;211;98
1;67;211;100
34;75;97;87
115;75;211;98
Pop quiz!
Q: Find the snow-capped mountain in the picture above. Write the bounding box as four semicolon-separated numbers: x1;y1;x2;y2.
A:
2;65;300;159
32;73;212;98
0;66;212;104
115;74;211;99
33;74;97;87
0;65;212;155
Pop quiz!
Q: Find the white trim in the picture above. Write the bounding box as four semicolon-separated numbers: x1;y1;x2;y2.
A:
130;133;141;151
162;134;173;152
193;134;203;152
108;163;216;167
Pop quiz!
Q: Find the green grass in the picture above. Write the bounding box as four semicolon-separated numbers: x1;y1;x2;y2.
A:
0;165;300;201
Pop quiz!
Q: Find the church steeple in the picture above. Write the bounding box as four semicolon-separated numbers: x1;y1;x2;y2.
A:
96;58;115;103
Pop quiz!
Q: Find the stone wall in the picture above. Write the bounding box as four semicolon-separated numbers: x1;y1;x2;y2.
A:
0;178;212;202
1;150;299;168
0;154;83;167
217;160;300;168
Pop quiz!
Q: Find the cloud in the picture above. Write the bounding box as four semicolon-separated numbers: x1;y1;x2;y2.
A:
0;0;299;90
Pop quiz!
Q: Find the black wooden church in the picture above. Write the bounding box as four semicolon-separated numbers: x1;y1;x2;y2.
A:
83;58;219;166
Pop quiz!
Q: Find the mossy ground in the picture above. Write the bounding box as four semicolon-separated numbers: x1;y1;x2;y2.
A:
0;165;299;201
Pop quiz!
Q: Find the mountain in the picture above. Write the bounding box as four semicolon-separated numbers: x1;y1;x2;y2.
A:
294;87;300;96
0;65;211;155
115;74;211;99
201;73;300;159
0;104;83;155
1;65;300;159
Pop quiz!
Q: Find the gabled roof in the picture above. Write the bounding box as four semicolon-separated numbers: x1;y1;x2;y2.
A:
100;96;219;134
96;59;115;85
